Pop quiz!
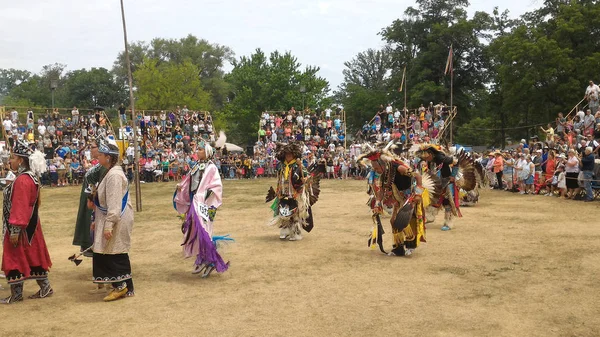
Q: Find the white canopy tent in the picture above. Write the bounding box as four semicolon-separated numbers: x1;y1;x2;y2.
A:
224;143;244;153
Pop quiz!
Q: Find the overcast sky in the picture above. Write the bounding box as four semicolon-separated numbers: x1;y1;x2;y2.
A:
0;0;540;89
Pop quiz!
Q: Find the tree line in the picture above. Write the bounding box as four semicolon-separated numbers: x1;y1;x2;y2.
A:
2;0;599;146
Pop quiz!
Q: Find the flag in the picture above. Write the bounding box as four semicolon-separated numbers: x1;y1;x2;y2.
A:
398;66;406;92
444;45;453;76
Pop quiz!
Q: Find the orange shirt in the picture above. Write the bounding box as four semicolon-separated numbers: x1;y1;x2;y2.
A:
493;156;504;173
545;158;556;175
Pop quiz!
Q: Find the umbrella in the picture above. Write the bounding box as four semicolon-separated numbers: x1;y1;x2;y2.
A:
224;143;244;153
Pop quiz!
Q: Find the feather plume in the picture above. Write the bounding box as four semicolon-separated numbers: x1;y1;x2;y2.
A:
214;131;227;149
455;151;477;191
392;201;414;231
422;172;442;202
29;150;47;176
265;186;276;203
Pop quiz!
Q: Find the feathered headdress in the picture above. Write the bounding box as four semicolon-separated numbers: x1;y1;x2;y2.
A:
197;131;227;158
414;143;445;158
357;139;407;167
13;140;47;176
275;142;303;161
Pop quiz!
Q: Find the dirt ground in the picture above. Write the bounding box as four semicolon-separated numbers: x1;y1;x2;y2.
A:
1;179;599;337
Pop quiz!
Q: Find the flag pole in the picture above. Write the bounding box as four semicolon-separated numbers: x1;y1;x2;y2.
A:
450;65;453;145
120;0;142;212
399;65;408;143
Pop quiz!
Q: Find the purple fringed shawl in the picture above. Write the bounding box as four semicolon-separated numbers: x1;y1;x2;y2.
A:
183;204;228;272
181;162;228;273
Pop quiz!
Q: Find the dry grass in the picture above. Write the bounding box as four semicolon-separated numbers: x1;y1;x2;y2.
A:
2;179;600;337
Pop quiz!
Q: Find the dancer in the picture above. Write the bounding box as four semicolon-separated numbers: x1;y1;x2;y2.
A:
73;140;106;255
173;134;230;277
265;142;321;241
2;140;52;304
359;141;441;256
92;143;134;301
415;144;477;231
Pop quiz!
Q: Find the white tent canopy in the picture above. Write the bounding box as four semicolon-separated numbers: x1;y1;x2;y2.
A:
224;143;244;153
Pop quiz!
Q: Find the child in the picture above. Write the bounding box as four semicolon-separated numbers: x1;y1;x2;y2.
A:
556;165;566;198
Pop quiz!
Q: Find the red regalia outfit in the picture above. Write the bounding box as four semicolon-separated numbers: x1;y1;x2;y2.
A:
1;140;53;304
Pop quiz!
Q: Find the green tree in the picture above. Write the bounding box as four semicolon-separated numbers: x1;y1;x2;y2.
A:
0;69;32;104
134;59;211;111
4;63;68;108
380;0;492;124
113;35;234;109
336;48;393;129
62;67;126;108
488;0;600;143
224;49;330;144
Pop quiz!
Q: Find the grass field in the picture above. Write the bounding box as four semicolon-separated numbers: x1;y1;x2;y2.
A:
2;179;600;337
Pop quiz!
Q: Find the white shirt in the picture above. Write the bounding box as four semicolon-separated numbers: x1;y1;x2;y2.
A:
3;120;13;131
386;105;393;113
325;108;332;118
585;84;600;99
37;124;46;135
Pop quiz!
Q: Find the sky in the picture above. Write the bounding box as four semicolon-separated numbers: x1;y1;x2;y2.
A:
0;0;540;90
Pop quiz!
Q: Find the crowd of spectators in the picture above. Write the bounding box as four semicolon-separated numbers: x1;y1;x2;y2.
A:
224;102;452;180
0;105;217;186
479;80;600;202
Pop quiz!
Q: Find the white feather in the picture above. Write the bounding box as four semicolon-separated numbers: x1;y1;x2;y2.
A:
215;131;227;149
382;139;395;152
408;144;421;154
421;173;435;193
29;150;47;176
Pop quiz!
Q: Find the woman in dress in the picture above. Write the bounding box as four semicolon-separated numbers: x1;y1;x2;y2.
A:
73;140;106;255
173;138;230;278
92;143;134;301
565;149;581;199
1;140;52;304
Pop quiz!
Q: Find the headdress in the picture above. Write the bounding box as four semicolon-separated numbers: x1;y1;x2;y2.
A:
13;139;33;158
275;142;303;161
357;140;406;167
12;140;47;176
98;142;120;156
197;131;227;159
414;143;445;158
198;140;214;158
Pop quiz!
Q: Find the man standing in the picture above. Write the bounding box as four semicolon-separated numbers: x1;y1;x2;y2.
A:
119;104;127;123
493;151;504;190
581;147;595;202
71;106;79;125
584;109;595;136
585;80;600;113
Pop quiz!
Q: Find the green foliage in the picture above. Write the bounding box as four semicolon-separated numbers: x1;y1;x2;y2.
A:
336;48;392;129
134;59;212;111
379;0;492;124
455;117;496;146
224;49;330;145
113;34;233;110
488;0;600;142
62;67;126;108
4;63;67;107
0;69;32;103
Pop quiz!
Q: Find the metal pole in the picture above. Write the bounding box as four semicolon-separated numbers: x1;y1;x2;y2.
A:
51;89;55;109
343;109;347;150
404;66;408;143
120;0;142;212
450;67;453;145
